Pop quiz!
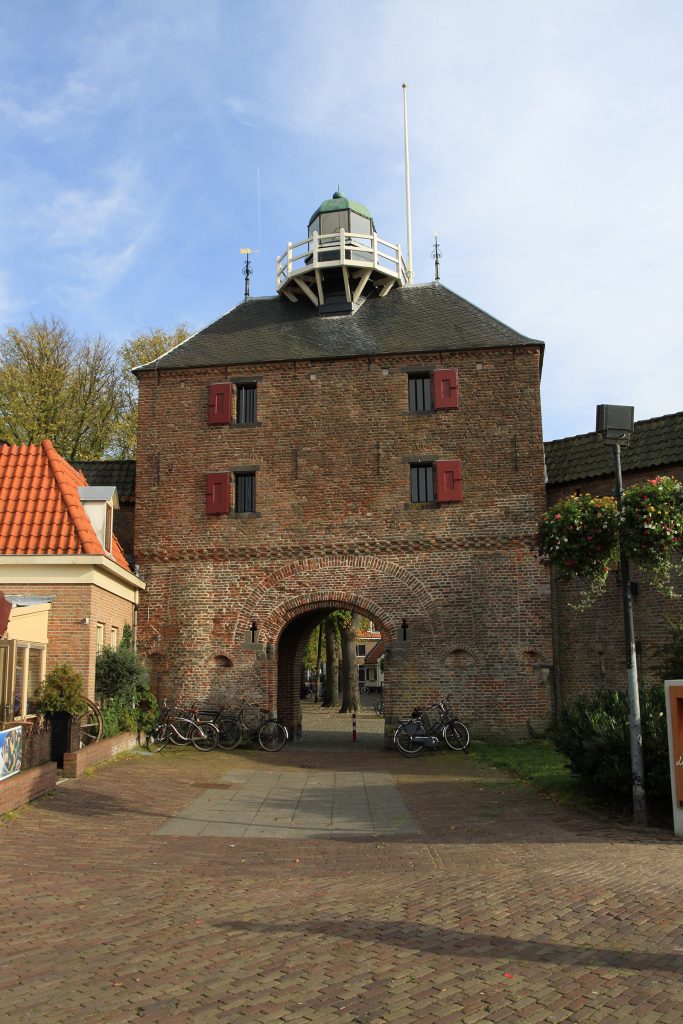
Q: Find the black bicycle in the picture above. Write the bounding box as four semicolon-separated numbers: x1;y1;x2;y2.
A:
427;697;470;751
393;710;439;757
208;703;288;752
393;700;469;757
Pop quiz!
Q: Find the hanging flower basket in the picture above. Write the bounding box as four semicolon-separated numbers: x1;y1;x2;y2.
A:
537;494;619;606
621;476;683;596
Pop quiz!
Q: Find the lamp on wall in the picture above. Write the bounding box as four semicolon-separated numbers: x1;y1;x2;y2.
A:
80;616;90;625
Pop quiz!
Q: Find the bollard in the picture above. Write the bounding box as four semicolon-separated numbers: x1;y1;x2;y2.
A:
352;712;357;742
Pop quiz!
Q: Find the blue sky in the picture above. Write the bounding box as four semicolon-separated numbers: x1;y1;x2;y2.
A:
1;0;682;441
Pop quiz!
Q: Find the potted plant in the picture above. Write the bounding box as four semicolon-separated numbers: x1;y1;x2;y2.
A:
36;664;87;767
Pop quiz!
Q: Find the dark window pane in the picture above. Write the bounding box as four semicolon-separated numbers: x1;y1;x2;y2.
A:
411;464;434;503
408;374;431;412
235;473;255;513
237;384;257;424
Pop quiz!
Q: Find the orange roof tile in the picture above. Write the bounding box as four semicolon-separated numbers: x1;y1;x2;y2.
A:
0;440;130;571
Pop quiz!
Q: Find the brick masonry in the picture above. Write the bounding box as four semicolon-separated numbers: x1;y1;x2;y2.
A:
1;581;133;699
0;761;57;815
136;345;553;738
62;730;138;778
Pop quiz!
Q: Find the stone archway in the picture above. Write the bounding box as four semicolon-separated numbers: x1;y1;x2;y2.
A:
231;554;445;735
273;596;392;738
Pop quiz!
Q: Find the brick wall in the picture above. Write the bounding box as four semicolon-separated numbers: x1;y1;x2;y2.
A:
113;501;135;569
547;465;683;705
136;345;553;739
2;582;134;700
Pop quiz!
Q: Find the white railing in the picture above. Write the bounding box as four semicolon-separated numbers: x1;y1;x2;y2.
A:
276;230;407;291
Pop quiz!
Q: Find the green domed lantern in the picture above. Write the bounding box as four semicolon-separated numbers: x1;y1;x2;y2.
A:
276;190;408;314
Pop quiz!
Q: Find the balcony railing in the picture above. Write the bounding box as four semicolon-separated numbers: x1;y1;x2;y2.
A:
276;229;408;293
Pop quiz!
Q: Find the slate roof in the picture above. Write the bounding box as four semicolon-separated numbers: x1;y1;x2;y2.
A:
71;460;136;500
544;411;683;485
0;440;129;569
133;283;544;374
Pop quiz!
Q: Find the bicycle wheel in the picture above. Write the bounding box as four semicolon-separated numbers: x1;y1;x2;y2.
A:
393;723;423;757
146;724;169;752
189;722;219;751
443;719;470;751
257;720;288;752
216;717;241;750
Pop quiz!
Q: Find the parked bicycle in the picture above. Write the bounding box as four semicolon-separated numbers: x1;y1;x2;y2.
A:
146;702;219;752
205;703;288;753
393;699;470;757
373;695;384;717
393;709;439;757
427;696;470;751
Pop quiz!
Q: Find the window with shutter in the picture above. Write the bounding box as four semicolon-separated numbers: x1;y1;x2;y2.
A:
408;373;431;412
435;460;463;502
236;383;257;424
206;472;230;514
410;463;435;503
433;369;459;410
208;383;232;425
235;472;256;513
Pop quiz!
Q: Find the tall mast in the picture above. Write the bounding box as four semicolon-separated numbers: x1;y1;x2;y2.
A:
402;83;414;285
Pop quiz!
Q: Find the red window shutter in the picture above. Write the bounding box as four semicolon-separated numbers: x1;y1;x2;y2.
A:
208;383;232;425
433;369;459;410
435;460;463;503
206;472;230;515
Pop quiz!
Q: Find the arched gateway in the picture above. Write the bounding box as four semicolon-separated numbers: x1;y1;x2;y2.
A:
134;190;553;738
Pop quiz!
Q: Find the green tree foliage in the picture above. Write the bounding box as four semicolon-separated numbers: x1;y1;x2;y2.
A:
95;644;157;737
0;317;190;460
113;325;190;457
0;317;124;460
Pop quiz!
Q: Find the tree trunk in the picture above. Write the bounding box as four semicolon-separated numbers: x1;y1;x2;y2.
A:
322;616;338;706
314;622;323;703
340;612;362;713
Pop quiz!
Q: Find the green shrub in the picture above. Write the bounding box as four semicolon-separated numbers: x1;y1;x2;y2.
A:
552;686;671;811
36;664;87;716
95;645;156;736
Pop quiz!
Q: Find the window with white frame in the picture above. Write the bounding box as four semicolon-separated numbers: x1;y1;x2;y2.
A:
9;642;47;718
96;622;105;653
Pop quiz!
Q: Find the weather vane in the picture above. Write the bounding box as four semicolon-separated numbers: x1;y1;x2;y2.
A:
432;234;442;282
240;248;258;301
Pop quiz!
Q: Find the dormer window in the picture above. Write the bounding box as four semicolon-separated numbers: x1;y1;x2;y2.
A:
78;486;118;554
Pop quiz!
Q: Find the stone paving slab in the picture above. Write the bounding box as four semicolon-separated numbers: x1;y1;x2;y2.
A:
159;768;418;838
1;739;683;1024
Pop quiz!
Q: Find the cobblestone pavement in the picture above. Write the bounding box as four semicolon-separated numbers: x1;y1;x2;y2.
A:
2;732;683;1024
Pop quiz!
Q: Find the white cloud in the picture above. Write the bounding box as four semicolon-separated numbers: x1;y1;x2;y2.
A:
0;74;101;134
39;163;142;247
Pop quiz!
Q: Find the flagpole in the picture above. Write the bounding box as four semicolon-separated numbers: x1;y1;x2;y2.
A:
402;83;414;284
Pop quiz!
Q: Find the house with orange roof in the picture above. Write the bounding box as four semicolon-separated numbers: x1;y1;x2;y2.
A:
0;440;144;724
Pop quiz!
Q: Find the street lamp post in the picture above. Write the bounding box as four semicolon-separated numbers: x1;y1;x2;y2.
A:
596;404;647;827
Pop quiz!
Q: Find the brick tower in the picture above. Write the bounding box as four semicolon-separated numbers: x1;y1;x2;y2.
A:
134;192;552;738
